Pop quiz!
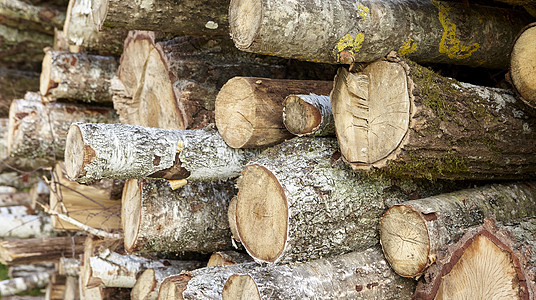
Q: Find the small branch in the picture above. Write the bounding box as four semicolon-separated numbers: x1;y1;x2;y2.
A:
46;208;121;239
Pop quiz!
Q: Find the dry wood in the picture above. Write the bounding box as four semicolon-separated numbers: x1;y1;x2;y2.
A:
215;77;333;148
379;181;536;278
40;49;118;102
49;162;122;231
0;206;55;238
206;251;252;267
7;92;117;164
509;23;536;109
122;179;235;254
0;273;51;296
63;276;78;300
331;55;536;180
57;258;80;277
65;123;258;183
414;219;536;299
236;137;456;264
0;69;39;115
0;192;31;206
44;273;65;300
230;0;530;68
283;94;334;136
0;236;84;265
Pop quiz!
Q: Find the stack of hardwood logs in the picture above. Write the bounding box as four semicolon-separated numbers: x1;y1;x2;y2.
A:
0;0;535;299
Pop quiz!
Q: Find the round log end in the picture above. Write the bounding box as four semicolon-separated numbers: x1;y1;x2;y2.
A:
510;24;536;108
331;63;410;167
379;205;429;278
158;274;190;300
222;274;261;300
283;95;322;135
229;0;262;50
122;179;143;253
131;268;157;300
65;124;87;180
215;77;256;148
39;51;54;98
236;164;288;263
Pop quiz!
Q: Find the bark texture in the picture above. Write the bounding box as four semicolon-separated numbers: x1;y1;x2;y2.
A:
380;181;536;278
0;69;39;115
40;50;118;102
122;179;236;254
7;92;117;164
0;206;55;238
229;0;530;68
0;236;84;265
331;55;536;180
509;23;536;109
65;123;258;183
8;264;54;278
0;273;51;296
236;137;459;264
215;77;333;148
283;94;334;136
414;219;536;300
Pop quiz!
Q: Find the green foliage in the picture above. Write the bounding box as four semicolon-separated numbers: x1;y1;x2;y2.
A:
0;263;8;281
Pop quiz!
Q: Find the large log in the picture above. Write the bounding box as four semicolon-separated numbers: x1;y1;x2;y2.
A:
283;94;334;137
0;69;39;115
379;181;536;278
235;137;458;264
65;123;258;183
92;0;229;36
509;23;536;109
229;0;531;68
0;236;85;265
40;49;118;103
121;179;235;254
413;219;536;299
215;77;333;148
7;92;117;164
331;54;536;180
0;206;55;238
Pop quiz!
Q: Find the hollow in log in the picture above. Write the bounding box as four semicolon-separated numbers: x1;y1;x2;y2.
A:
283;94;334;137
509;23;536;109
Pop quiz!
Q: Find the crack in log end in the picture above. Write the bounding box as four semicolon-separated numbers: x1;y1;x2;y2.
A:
84;145;97;165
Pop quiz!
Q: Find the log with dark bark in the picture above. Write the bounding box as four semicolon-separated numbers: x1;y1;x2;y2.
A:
40;49;118;102
494;0;536;17
0;236;84;265
235;137;458;264
283;94;334;137
413;219;536;299
229;0;531;68
7;92;117;164
0;69;39;115
65;123;258;183
92;0;229;36
331;54;536;180
215;77;333;148
379;181;536;278
509;23;536;109
122;179;236;254
206;251;252;267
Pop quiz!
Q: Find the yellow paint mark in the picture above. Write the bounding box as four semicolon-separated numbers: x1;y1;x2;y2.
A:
333;33;365;61
398;38;417;56
356;4;370;19
433;0;479;59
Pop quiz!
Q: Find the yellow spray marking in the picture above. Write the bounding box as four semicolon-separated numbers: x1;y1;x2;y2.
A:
433;0;479;59
356;4;370;19
398;38;417;56
333;33;365;61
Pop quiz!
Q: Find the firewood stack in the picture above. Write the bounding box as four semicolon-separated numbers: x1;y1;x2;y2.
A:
0;0;535;299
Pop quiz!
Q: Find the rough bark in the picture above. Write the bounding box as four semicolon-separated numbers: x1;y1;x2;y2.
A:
414;219;536;299
7;92;117;164
379;181;536;278
206;251;252;267
0;69;39;115
0;273;51;296
0;192;31;206
93;0;229;36
0;236;84;265
509;23;536;109
0;206;55;238
57;258;80;277
215;77;333;148
122;179;236;254
65;123;258;183
236;137;459;264
229;0;531;68
40;49;118;103
49;162;122;231
283;94;334;137
331;55;536;180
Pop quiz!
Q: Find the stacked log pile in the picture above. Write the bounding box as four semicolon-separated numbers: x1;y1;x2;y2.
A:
0;0;535;299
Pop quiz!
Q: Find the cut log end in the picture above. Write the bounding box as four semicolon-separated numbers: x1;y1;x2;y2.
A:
39;51;53;97
510;24;536;108
236;164;288;263
331;63;410;167
122;179;142;252
131;268;157;300
229;0;261;50
379;205;429;278
65;124;86;180
283;95;322;135
222;274;261;300
158;275;190;300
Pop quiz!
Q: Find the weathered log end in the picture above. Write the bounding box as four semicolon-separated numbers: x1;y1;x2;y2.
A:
65;124;87;180
379;205;430;278
236;164;288;263
222;274;260;300
331;63;410;168
283;95;323;136
131;268;157;300
121;179;142;253
229;0;261;51
510;23;536;109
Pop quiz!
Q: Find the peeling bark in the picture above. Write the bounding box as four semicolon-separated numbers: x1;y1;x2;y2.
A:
0;236;84;265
